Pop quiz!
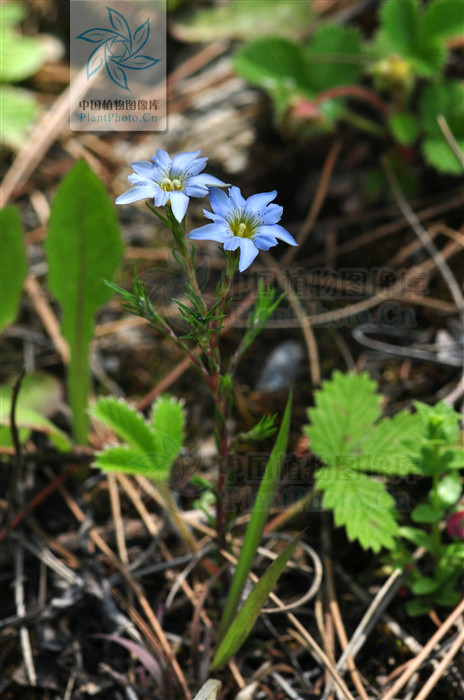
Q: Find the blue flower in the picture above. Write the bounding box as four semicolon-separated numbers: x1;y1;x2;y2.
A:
115;149;227;223
188;187;298;272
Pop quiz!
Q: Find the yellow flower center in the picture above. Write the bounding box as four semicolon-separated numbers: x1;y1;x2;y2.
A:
230;219;255;239
160;177;182;192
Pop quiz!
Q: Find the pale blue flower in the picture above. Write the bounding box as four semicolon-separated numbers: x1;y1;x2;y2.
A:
188;187;298;272
115;149;227;222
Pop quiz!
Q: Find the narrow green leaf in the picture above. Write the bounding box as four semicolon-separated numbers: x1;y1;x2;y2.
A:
45;161;124;443
151;395;185;475
212;535;299;669
217;393;292;641
91;397;156;455
0;206;27;331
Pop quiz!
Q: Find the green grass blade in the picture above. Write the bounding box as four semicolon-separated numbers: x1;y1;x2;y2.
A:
0;206;28;332
211;534;299;669
217;392;292;641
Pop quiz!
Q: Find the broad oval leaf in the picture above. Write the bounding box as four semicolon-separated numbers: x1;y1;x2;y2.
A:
45;160;123;443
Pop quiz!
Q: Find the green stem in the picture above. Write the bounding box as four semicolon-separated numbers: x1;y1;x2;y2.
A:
167;207;207;315
341;108;387;138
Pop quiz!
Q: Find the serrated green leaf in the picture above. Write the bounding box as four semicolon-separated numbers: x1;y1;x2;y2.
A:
151;395;185;474
94;445;154;475
406;598;432;616
411;503;444;524
413;400;461;444
218;394;292;641
45;161;124;443
0;85;38;150
433;588;460;607
420;0;464;42
212;534;299;669
234;37;313;114
388;112;420;145
304;23;364;92
410;576;439;596
420;81;464;138
92;397;156;455
379;0;420;57
437;472;462;507
349;410;422;476
305;371;381;468
447;448;464;470
171;0;312;42
422;138;464;175
0;206;27;331
316;467;398;551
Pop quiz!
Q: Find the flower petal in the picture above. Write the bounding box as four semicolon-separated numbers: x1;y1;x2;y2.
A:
128;173;151;185
229;186;246;210
153;188;170;207
188;223;228;242
171;150;202;173
152;149;171;170
258;224;298;246
115;184;157;205
245;191;277;215
238;238;259;272
183;182;209;198
188;173;228;188
261;203;283;225
223;236;240;251
184;156;208;177
131;160;155;176
208;187;232;217
253;234;278;250
169;190;190;222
